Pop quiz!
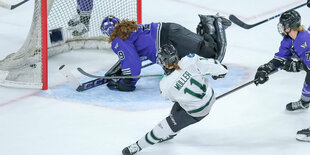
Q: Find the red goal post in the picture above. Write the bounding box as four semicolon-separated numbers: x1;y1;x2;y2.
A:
0;0;142;90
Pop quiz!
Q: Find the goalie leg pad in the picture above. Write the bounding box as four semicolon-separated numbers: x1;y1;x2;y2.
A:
166;102;206;132
162;23;202;58
197;14;231;62
198;34;217;59
196;15;216;36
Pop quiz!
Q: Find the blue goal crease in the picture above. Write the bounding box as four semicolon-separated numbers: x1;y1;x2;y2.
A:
39;64;251;111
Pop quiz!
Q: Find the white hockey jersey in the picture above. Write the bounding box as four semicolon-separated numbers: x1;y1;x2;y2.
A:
160;54;228;117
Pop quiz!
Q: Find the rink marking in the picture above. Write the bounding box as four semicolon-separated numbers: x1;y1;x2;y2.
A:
0;65;112;107
37;64;253;111
242;0;305;21
170;0;304;25
0;64;252;110
0;91;41;107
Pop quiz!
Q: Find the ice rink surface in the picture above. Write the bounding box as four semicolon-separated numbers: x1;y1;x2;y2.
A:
0;0;310;154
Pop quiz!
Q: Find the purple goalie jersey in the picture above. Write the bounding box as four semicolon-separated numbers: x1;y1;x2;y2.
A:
275;27;310;67
77;0;93;12
111;22;160;86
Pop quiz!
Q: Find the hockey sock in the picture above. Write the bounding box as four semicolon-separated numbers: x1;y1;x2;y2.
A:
301;83;310;106
137;119;175;149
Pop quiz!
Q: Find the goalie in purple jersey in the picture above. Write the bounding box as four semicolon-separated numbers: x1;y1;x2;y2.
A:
68;0;93;36
254;10;310;142
100;15;231;92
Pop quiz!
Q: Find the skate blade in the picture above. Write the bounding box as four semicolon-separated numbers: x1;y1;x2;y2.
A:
296;134;310;142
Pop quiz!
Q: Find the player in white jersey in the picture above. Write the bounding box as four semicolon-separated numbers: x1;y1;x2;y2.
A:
122;44;228;155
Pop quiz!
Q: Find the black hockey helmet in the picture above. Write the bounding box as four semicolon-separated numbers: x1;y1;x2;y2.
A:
277;10;301;36
157;44;179;67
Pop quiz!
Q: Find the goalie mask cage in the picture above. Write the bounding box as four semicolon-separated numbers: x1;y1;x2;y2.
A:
0;0;142;89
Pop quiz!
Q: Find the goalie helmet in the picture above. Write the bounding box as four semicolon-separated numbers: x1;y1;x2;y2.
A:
277;10;301;36
157;44;179;66
101;15;121;36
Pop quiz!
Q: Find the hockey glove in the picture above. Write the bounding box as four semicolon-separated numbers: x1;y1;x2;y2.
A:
284;59;301;72
254;71;269;85
212;64;227;80
254;64;272;85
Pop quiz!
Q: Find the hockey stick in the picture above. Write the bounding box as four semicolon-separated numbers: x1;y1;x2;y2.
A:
77;67;163;79
229;2;307;29
215;69;279;100
60;62;155;92
0;0;29;10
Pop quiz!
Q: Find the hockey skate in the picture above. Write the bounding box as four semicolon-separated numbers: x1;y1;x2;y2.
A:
68;9;90;36
68;9;81;27
296;127;310;142
286;99;309;111
122;142;142;155
68;14;81;27
72;22;89;36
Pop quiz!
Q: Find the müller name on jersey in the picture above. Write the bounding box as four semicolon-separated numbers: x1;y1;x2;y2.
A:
174;71;192;90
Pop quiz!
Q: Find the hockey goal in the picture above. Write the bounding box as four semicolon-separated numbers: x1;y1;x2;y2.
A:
0;0;142;89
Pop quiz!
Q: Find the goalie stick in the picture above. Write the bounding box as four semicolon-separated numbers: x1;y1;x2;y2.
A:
77;67;163;79
0;0;28;10
229;2;307;29
60;62;155;92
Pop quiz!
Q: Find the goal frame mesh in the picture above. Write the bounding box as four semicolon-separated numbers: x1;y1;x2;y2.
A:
0;0;142;90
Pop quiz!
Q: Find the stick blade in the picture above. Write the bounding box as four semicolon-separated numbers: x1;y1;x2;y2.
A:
59;65;81;89
229;15;254;29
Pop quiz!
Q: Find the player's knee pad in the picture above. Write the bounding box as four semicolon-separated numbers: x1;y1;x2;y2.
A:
196;14;231;62
166;102;206;132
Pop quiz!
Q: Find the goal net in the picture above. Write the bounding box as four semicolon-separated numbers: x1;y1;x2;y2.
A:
0;0;142;89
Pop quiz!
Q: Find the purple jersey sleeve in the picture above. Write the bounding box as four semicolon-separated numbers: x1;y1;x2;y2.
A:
293;31;310;67
275;37;293;60
111;37;141;85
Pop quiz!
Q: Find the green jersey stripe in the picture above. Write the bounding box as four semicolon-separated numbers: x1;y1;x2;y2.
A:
188;89;214;114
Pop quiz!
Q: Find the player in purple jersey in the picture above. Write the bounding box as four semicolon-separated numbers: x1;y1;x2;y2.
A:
68;0;93;36
100;15;231;92
254;10;310;142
